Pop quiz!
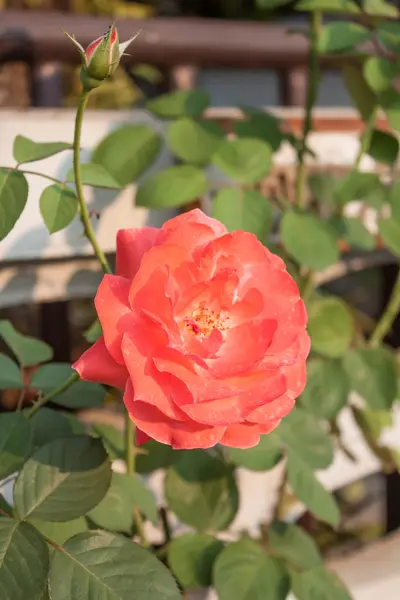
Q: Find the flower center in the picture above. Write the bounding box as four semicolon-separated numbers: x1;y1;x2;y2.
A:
184;305;229;337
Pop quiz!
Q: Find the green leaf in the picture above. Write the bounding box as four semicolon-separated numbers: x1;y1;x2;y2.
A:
286;450;340;527
91;125;162;186
364;0;398;17
168;533;224;589
14;435;112;522
227;432;282;472
367;129;399;165
167;118;224;165
379;218;400;256
83;319;102;343
66;163;122;189
389;180;400;221
0;519;49;600
165;450;239;532
300;359;349;420
0;169;29;242
214;539;290;600
343;347;398;410
334;171;386;209
296;0;360;13
256;0;293;7
135;440;181;474
280;408;334;469
268;522;322;570
136;165;207;208
146;89;210;118
308;172;337;208
342;217;376;251
377;21;400;51
31;363;105;409
290;565;352;600
212;138;272;184
352;406;393;441
363;57;400;93
13;135;72;164
379;88;400;131
30;518;88;546
0;412;33;480
308;297;354;358
0;320;53;367
318;22;370;54
49;531;181;600
92;423;125;460
281;212;339;271
30;408;73;448
234;111;285;152
0;353;22;388
342;64;377;122
0;494;13;518
212;188;273;241
39;184;78;234
88;472;157;534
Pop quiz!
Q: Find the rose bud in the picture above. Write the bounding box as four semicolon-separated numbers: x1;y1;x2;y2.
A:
73;210;310;451
63;24;141;90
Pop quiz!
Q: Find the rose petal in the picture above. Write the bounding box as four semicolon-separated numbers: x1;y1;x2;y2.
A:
72;336;128;389
220;423;261;448
124;380;225;450
95;275;133;363
246;393;296;424
116;227;159;280
135;427;152;446
161;208;227;239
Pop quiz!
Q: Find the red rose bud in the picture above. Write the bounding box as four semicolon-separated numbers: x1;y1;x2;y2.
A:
63;24;141;90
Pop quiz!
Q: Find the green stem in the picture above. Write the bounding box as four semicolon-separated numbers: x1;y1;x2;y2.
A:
295;11;322;209
74;92;111;275
16;169;64;186
301;270;315;304
369;267;400;347
354;106;377;170
125;413;150;547
27;372;79;418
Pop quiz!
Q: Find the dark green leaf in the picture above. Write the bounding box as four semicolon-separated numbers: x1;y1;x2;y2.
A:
280;408;334;469
0;412;33;480
363;57;400;93
377;21;400;51
167;118;224;165
168;533;224;589
0;494;13;517
165;450;239;531
318;23;370;54
88;472;157;534
92;423;125;460
379;88;400;131
0;519;49;600
30;408;73;448
146;89;210;118
281;212;339;271
342;64;377;122
256;0;293;7
212;138;272;184
367;129;399;165
286;450;340;527
14;435;112;521
290;565;352;600
30;518;88;546
135;440;181;474
0;169;28;242
300;359;349;419
214;539;290;600
91;125;162;186
212;188;273;241
66;164;122;189
49;531;181;600
13;136;72;164
227;432;282;471
342;218;376;251
379;218;400;256
31;363;105;409
39;184;78;234
343;347;398;410
0;353;22;388
0;320;53;367
234;111;285;152
136;165;207;208
268;522;322;570
308;297;354;358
